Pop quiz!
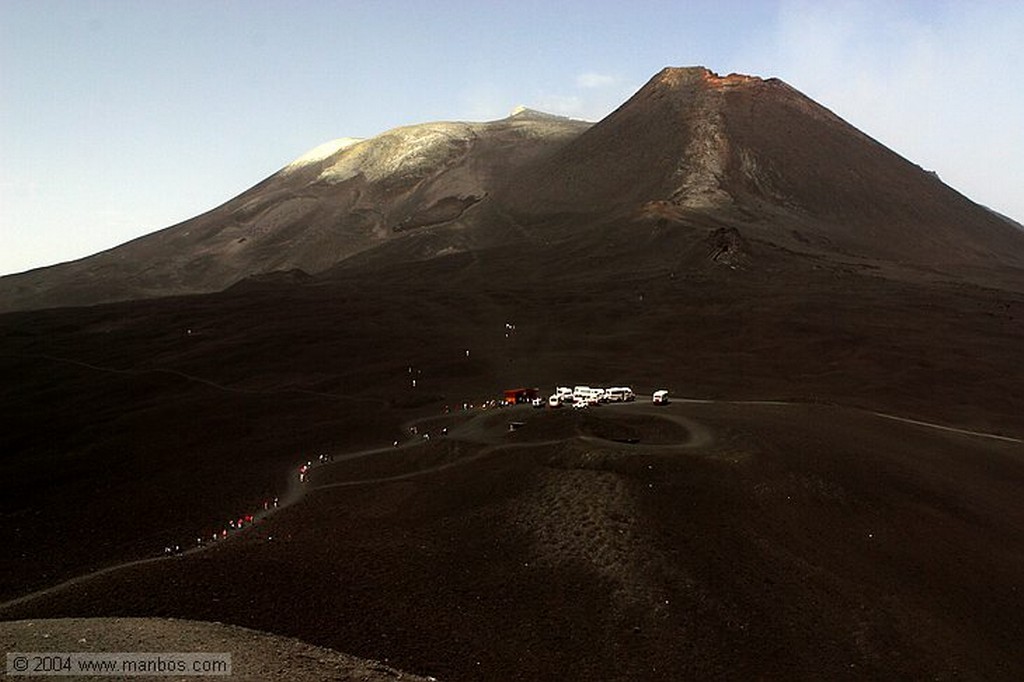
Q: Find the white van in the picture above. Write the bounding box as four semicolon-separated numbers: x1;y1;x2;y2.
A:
604;387;635;402
556;387;574;403
548;394;562;408
652;390;669;405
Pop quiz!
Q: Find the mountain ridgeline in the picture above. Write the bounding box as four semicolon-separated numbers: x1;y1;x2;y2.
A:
2;66;1022;311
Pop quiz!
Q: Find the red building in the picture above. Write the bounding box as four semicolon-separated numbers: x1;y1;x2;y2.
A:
503;387;539;405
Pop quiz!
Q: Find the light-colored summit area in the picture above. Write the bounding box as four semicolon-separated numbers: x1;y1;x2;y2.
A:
284;137;364;171
292;108;591;186
316;121;483;185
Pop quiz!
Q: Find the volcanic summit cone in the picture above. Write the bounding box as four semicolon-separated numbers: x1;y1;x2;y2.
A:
502;66;1023;264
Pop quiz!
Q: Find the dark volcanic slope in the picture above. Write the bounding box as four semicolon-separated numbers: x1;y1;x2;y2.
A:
2;235;1024;679
711;72;1023;264
0;110;589;312
502;67;1024;266
2;237;1022;602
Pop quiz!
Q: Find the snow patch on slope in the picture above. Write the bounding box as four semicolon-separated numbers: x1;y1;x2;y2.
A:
285;138;364;172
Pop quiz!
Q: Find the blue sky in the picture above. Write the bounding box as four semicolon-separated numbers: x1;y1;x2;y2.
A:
2;0;1022;275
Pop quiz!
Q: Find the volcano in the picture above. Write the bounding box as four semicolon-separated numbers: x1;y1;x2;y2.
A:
503;67;1024;264
2;68;1024;681
2;66;1022;312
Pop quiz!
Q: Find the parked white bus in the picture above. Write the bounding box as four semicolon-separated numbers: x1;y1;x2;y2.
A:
603;387;635;402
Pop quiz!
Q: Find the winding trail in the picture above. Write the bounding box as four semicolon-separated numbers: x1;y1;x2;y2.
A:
0;412;464;612
310;439;562;490
0;469;306;613
2;392;1019;612
310;403;717;489
0;405;708;611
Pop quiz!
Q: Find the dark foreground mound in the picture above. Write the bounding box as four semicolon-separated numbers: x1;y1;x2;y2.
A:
0;618;429;681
